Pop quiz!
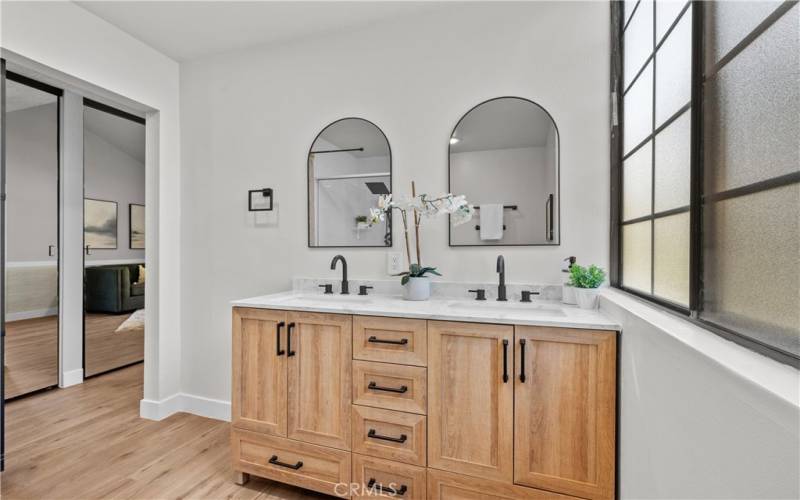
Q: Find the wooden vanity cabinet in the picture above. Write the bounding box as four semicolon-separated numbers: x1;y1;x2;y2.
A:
286;311;352;451
232;308;617;500
232;309;352;450
427;320;515;482
514;326;616;500
231;308;288;436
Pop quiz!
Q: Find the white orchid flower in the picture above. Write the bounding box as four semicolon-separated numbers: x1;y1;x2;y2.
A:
377;194;392;211
367;207;385;226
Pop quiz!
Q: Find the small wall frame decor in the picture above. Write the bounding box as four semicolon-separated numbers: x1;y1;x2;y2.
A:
129;203;145;249
248;188;273;211
84;198;118;249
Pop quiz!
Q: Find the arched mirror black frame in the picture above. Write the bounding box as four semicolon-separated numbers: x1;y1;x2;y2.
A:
307;117;393;248
448;96;561;247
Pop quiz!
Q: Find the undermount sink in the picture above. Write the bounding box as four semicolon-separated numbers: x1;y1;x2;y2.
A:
446;300;565;316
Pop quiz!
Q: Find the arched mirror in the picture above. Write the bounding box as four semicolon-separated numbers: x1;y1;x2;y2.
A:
449;97;559;246
308;118;392;247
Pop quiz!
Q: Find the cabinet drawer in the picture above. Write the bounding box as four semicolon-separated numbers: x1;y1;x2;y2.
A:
353;454;426;499
353;360;427;414
231;428;350;497
427;468;582;500
353;316;427;366
352;405;426;466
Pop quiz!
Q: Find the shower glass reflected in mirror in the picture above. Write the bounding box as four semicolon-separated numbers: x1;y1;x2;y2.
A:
308;118;392;247
83;101;145;377
3;74;60;399
449;97;560;246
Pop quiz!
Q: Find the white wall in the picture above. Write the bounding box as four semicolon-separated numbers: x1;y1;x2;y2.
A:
6;103;59;263
180;2;610;403
600;290;800;500
84;130;145;262
450;146;551;245
1;1;182;407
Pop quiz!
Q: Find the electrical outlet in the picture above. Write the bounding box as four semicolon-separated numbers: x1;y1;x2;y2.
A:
387;252;403;275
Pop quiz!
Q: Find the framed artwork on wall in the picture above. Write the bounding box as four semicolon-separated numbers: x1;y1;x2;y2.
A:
84;198;118;249
129;204;145;249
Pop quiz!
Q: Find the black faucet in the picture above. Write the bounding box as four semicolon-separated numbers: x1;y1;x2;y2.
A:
496;255;507;302
330;255;349;294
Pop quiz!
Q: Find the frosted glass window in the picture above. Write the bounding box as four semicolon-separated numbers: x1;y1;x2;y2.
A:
622;221;652;293
702;185;800;357
704;6;800;194
656;0;688;43
654;212;690;305
623;142;652;220
624;0;654;88
654;111;690;212
623;61;653;154
704;0;785;68
655;9;692;126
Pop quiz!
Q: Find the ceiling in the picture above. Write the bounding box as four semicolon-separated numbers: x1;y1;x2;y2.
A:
75;1;443;62
7;78;145;162
85;107;146;163
5;79;57;112
313;118;389;158
450;98;557;153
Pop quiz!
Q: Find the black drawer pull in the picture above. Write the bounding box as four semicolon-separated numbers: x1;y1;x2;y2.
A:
268;455;303;470
368;336;408;345
286;322;296;357
519;338;527;383
367;478;407;496
368;428;408;443
502;339;509;383
276;321;286;356
368;381;408;394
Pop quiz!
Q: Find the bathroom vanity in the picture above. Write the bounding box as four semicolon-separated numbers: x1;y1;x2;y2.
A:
230;289;618;499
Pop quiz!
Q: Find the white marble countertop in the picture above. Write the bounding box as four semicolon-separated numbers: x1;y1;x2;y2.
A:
232;290;619;331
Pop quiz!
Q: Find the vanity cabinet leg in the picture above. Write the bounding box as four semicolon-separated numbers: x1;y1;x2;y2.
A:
234;471;250;485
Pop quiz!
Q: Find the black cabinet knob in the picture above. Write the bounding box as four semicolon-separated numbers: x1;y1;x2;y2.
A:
468;289;486;301
319;284;333;294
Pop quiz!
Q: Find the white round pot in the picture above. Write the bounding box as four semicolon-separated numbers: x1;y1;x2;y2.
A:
574;287;599;310
403;277;431;301
562;284;577;305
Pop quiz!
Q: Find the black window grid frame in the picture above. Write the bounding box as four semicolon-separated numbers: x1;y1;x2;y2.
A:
610;0;800;368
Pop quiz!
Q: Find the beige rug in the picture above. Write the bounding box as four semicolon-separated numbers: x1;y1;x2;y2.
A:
116;309;145;333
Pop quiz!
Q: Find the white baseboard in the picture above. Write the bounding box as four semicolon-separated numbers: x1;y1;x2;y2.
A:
139;393;231;422
7;307;59;322
60;368;84;388
181;393;231;421
140;393;183;421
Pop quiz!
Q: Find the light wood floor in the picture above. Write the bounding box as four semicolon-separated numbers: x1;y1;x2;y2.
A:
4;312;144;399
84;312;144;377
0;363;331;499
3;315;58;399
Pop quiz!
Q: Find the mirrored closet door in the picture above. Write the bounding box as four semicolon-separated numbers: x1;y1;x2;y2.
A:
3;72;61;399
83;100;145;377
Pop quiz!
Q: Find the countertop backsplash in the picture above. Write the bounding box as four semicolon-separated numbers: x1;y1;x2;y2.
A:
292;277;563;302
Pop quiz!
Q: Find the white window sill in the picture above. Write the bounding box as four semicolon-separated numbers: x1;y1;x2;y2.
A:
599;288;799;408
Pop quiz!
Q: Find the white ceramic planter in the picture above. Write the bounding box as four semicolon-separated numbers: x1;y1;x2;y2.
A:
562;284;577;305
403;277;431;301
574;287;599;309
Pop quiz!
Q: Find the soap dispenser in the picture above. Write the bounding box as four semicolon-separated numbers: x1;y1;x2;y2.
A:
562;256;578;305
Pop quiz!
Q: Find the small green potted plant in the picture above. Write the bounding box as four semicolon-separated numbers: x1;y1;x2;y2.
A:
568;264;606;309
